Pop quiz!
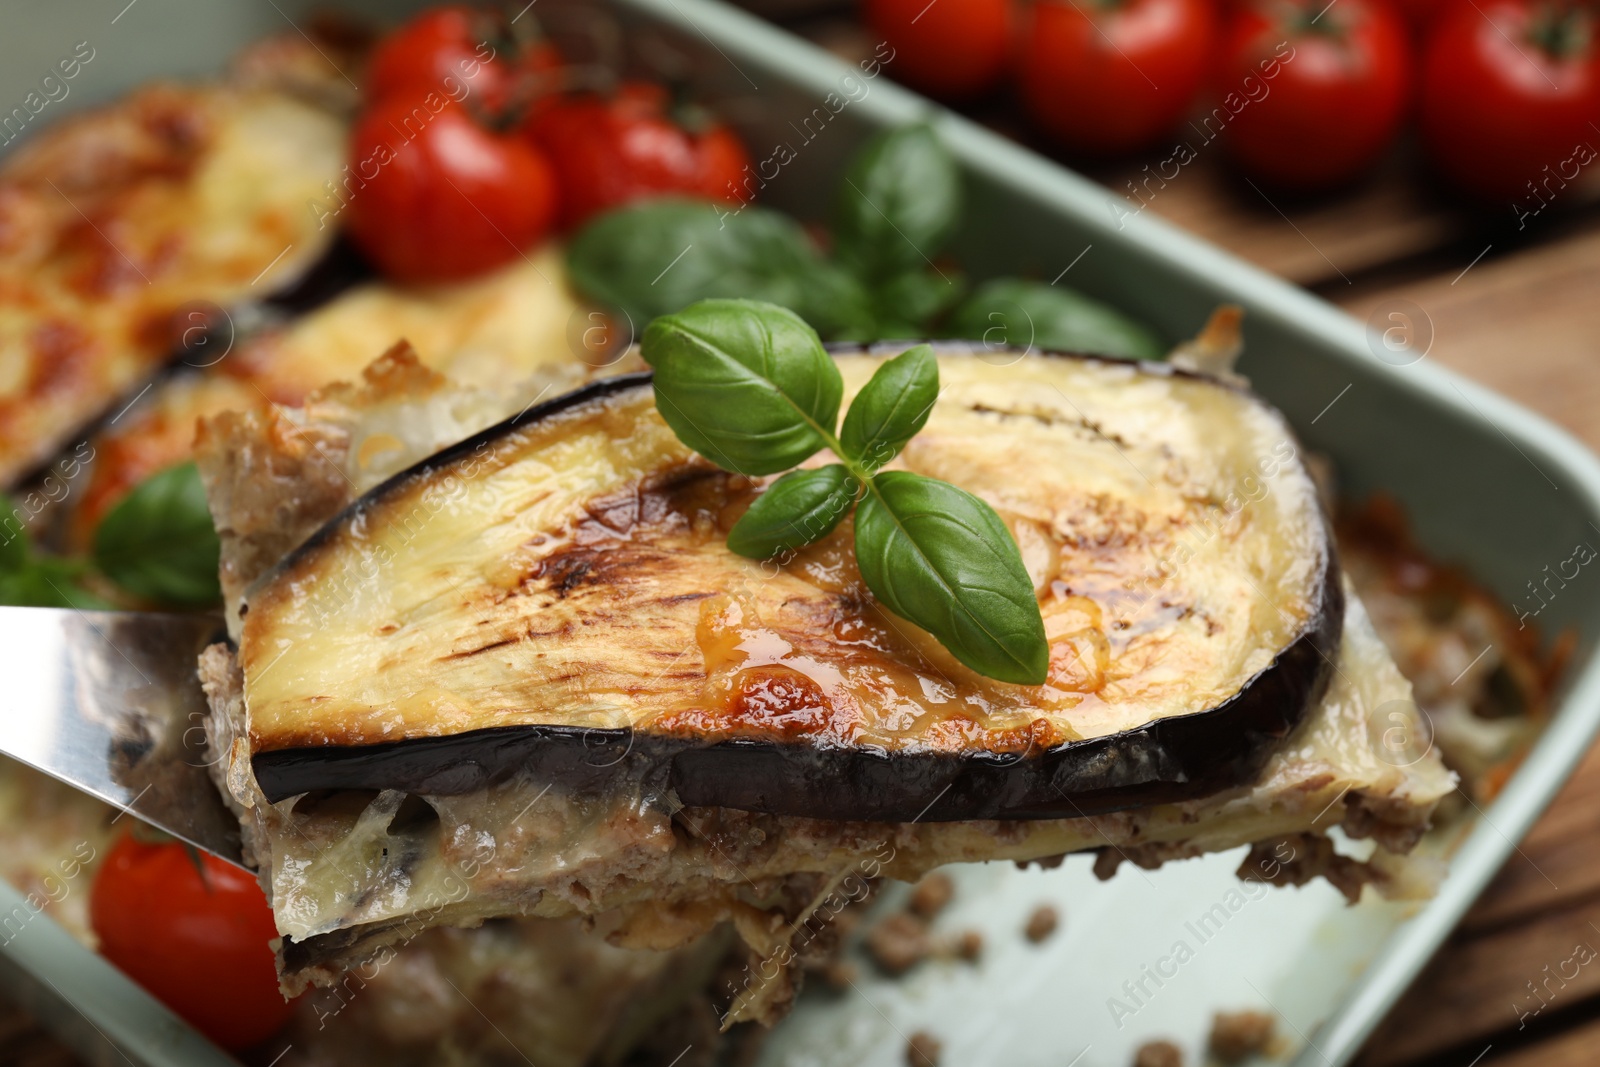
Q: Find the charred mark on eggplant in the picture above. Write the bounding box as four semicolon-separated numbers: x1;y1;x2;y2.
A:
441;635;521;661
969;402;1134;449
546;556;593;597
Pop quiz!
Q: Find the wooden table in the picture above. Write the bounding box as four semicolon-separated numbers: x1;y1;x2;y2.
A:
5;5;1598;1065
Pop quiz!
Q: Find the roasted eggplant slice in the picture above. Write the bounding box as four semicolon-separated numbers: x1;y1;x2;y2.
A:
236;344;1341;820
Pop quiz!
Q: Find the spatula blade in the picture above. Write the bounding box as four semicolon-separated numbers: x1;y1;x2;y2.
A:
0;606;245;869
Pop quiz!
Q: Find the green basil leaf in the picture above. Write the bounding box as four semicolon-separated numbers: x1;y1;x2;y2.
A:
566;198;872;339
92;462;221;607
944;279;1164;360
0;496;109;608
727;464;859;560
839;344;938;471
0;558;111;609
855;471;1047;684
871;268;965;335
802;260;877;339
641;299;843;476
834;125;962;285
0;568;61;607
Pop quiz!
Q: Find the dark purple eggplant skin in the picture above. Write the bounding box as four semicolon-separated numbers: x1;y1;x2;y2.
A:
248;344;1345;821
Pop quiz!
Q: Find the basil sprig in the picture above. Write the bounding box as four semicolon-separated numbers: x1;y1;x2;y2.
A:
0;464;222;611
565;126;969;345
945;279;1164;360
0;499;108;608
642;298;1048;685
567;124;1161;355
566;198;872;339
92;462;221;607
834;124;960;284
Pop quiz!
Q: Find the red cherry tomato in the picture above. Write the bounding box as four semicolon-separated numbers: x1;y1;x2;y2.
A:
524;81;752;230
345;95;557;284
90;834;292;1051
1018;0;1220;156
365;5;562;116
1419;0;1600;203
1219;0;1410;190
863;0;1016;99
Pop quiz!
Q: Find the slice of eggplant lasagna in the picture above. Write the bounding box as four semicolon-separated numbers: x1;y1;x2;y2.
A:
0;36;352;488
198;340;1454;1016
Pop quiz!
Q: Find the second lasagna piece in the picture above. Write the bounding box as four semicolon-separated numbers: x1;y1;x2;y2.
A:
0;53;348;487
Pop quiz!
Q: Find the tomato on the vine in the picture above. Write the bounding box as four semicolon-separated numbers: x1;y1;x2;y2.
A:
364;5;562;115
1419;0;1600;203
863;0;1016;99
1017;0;1220;156
524;81;752;230
90;833;292;1051
1219;0;1411;190
344;95;558;283
348;6;562;284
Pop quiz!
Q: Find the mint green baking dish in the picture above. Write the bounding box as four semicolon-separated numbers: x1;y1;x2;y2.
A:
4;2;1599;1065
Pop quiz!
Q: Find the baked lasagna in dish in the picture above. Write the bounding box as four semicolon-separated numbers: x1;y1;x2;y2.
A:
0;60;345;487
0;30;584;545
0;9;1562;1063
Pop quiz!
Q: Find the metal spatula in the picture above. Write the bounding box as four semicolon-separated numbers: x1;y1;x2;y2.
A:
0;606;247;869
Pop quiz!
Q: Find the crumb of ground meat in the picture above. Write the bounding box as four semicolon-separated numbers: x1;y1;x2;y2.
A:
1133;1039;1183;1067
907;1030;942;1067
908;872;955;919
1093;849;1124;880
956;930;983;961
928;929;983;963
1235;835;1379;906
1209;1010;1275;1063
820;960;858;990
1014;853;1067;871
865;913;930;976
1094;839;1208;879
1024;904;1059;943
